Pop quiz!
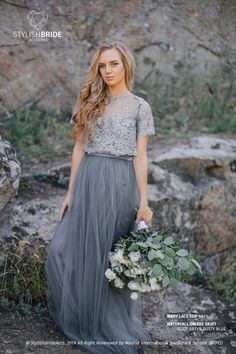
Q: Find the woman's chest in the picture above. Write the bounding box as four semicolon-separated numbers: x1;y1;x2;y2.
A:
98;104;137;132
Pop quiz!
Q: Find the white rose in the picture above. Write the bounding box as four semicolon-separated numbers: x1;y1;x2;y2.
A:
112;249;126;264
134;266;145;275
124;270;131;277
127;269;137;278
150;283;161;291
114;278;124;288
129;251;141;263
127;281;139;291
136;220;149;230
121;258;130;266
105;269;117;280
130;292;139;300
139;284;151;292
149;277;157;284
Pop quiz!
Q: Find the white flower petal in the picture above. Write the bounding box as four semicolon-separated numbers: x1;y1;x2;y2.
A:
130;292;139;300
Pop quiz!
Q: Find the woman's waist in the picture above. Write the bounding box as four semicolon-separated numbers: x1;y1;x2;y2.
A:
85;151;133;161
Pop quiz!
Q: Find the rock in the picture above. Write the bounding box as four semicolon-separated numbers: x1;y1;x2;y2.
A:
0;136;21;212
149;136;236;183
0;195;64;251
142;282;236;354
148;136;236;274
20;162;71;189
0;1;235;113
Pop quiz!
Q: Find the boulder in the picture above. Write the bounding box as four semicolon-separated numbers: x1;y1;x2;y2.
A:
148;136;236;275
141;282;236;354
0;136;21;212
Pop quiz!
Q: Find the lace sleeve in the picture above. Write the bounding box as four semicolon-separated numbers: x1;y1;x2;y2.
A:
137;99;155;136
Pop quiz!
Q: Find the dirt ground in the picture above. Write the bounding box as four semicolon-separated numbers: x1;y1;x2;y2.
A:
0;306;154;354
0;307;86;354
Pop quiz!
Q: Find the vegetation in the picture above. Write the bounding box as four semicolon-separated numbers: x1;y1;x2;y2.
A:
208;261;236;303
139;62;236;137
105;223;203;300
0;241;48;317
0;104;74;164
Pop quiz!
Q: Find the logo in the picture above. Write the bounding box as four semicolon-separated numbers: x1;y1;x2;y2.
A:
27;10;48;30
13;9;62;41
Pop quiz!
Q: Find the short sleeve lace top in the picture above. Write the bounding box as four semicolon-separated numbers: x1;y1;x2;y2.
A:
69;92;156;157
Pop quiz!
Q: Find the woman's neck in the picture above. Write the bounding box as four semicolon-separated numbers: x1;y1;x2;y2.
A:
106;87;130;97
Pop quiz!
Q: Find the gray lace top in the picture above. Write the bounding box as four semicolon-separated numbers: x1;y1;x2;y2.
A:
69;92;155;157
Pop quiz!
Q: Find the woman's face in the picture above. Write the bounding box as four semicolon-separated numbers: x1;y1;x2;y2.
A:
98;48;126;87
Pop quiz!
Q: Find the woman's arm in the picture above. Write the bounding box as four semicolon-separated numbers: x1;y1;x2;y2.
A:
59;137;85;221
67;138;85;196
132;135;153;227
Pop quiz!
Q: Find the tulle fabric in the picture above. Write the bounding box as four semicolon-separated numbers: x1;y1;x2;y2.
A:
45;152;151;353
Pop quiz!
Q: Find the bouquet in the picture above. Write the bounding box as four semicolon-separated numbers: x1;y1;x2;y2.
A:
105;207;202;300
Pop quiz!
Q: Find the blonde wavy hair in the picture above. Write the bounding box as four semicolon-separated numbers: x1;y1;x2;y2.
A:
70;41;136;143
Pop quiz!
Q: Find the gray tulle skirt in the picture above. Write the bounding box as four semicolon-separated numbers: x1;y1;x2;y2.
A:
45;152;151;354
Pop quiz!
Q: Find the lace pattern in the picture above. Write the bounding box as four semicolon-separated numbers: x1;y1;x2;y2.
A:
69;93;155;156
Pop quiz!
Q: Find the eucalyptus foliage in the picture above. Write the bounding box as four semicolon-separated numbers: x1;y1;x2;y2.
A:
105;223;202;300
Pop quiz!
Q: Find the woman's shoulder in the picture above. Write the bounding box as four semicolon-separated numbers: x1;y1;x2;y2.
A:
130;93;152;110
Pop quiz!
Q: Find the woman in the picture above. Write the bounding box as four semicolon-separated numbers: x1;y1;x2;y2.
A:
45;41;155;354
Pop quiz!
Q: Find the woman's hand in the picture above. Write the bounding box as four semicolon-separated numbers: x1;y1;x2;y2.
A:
135;204;153;227
59;192;71;222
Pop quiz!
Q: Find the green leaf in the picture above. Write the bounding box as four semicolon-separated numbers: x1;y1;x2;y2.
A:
149;231;158;237
127;243;139;251
165;247;176;258
177;258;190;270
176;249;188;257
136;242;149;248
154;243;161;249
170;277;179;289
186;262;196;275
171;270;181;280
155;250;165;259
167;256;174;266
166;264;174;270
148;250;157;261
152;264;163;276
153;235;163;243
139;260;149;269
145;241;160;250
163;237;175;245
160;255;173;266
190;258;202;272
162;275;170;287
